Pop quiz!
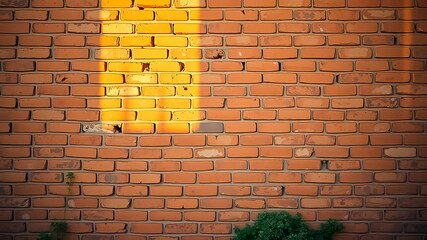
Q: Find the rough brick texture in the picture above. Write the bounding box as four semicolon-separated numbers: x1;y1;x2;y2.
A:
0;0;427;238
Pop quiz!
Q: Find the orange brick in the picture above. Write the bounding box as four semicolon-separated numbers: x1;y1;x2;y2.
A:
0;23;30;34
279;23;310;33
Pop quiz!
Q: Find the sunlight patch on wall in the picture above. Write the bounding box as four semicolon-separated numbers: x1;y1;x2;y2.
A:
97;0;205;134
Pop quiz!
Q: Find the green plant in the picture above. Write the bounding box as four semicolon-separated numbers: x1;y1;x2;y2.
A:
65;172;74;187
232;211;343;240
36;232;51;240
37;222;67;240
65;172;74;194
37;173;73;240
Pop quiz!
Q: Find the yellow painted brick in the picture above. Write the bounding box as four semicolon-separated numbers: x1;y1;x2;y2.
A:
122;123;154;134
94;49;130;60
109;62;145;72
87;36;119;47
102;24;134;34
101;0;133;7
158;98;191;109
141;86;175;96
170;48;202;59
155;10;188;21
177;86;211;96
173;110;205;121
136;24;172;34
87;98;121;109
132;49;168;59
86;10;119;21
156;122;189;134
126;74;157;84
185;61;209;72
138;110;171;121
159;73;191;84
174;23;206;34
155;36;188;47
121;36;153;47
121;10;154;21
89;73;124;84
123;98;156;109
101;110;136;121
150;61;183;72
136;0;171;8
175;0;207;8
106;86;140;96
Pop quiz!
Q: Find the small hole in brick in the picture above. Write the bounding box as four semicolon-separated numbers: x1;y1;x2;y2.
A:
143;63;150;72
113;124;122;133
179;62;185;72
321;160;329;170
214;50;225;59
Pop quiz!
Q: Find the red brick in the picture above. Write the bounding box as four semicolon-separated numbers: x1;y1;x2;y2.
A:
235;199;265;209
328;35;360;46
164;148;193;159
163;173;196;184
0;22;30;34
0;36;16;46
333;197;363;208
150;186;182;196
14;185;46;196
209;0;241;7
224;9;257;21
319;60;354;71
225;36;257;46
3;60;35;72
363;35;395;45
319;210;349;221
294;36;325;46
130;223;162;234
14;159;46;170
340;172;373;183
164;198;197;209
185;185;217;196
387;184;418;195
48;159;80;170
356;185;384;196
339;47;372;59
352;210;383;220
301;198;331;208
182;161;213;171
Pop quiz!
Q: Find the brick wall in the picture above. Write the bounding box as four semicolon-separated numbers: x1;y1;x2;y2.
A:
0;0;426;238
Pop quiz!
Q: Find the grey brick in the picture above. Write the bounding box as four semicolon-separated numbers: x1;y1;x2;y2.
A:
192;122;223;133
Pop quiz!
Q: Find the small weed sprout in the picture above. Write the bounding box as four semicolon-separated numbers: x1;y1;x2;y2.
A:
65;172;75;194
